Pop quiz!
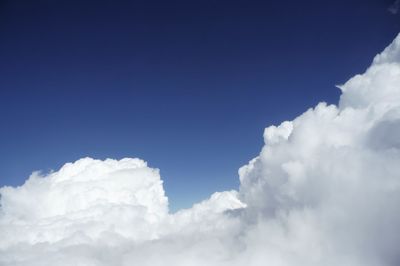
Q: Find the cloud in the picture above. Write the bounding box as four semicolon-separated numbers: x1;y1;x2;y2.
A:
389;0;400;14
1;33;400;265
0;157;170;246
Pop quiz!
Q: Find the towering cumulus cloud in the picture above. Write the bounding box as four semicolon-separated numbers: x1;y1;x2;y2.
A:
237;34;400;266
1;34;400;266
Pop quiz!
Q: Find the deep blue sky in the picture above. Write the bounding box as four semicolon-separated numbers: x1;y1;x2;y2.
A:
0;0;399;211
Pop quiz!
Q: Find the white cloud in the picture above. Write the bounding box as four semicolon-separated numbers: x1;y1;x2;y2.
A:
1;33;400;265
0;157;169;246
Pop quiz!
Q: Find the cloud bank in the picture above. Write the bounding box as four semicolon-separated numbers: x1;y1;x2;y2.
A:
1;34;400;265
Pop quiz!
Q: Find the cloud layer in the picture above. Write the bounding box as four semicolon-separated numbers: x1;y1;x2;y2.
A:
1;34;400;265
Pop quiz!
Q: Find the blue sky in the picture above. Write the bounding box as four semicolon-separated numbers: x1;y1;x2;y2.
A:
0;0;399;211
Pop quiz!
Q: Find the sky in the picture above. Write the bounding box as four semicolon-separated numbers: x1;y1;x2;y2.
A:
1;1;400;265
0;0;399;211
1;29;400;266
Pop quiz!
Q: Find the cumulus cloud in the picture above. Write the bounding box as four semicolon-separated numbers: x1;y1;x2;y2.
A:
1;33;400;265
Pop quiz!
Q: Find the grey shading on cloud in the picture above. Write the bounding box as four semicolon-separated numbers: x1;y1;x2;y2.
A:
1;33;400;266
389;0;400;14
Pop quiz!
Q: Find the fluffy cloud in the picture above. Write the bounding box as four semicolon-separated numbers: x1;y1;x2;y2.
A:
237;33;400;266
0;158;170;247
1;33;400;265
0;158;244;266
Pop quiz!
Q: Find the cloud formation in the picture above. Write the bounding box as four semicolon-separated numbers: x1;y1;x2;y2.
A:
1;33;400;265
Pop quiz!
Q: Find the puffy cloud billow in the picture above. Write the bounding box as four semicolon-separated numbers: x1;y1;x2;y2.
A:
1;34;400;265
